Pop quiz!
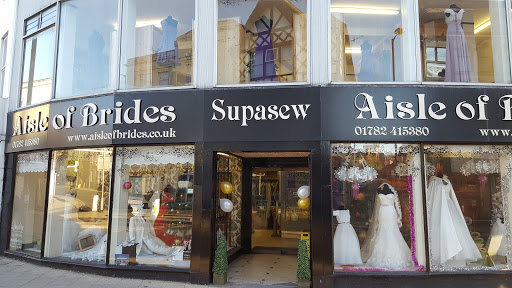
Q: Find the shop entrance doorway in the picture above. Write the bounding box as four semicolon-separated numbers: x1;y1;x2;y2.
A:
214;151;311;286
251;167;310;255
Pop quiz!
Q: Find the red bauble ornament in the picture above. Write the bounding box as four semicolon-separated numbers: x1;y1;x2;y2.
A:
123;182;132;189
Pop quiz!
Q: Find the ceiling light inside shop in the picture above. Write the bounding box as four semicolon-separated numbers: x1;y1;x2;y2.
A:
74;148;112;154
345;47;361;54
474;20;490;34
331;7;399;15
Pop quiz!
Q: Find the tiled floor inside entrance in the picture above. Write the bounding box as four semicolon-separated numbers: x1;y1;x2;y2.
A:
227;254;298;287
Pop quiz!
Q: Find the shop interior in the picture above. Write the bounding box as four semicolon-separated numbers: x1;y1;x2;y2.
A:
215;151;311;286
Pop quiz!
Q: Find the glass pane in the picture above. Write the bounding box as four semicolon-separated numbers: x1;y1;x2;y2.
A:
217;0;307;85
331;144;425;271
110;146;194;268
120;0;194;89
9;152;48;257
20;27;55;107
55;0;118;98
331;0;416;82
419;1;511;83
45;148;112;263
424;145;512;271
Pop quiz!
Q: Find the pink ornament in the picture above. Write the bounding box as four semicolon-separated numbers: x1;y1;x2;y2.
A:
123;182;132;189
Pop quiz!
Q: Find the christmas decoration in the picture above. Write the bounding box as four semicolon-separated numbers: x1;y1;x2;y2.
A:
297;239;311;284
212;236;228;284
123;182;132;189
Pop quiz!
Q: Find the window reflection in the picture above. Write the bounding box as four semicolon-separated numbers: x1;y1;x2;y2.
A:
217;0;307;85
20;26;55;107
56;0;118;98
45;148;112;263
120;0;194;89
331;0;416;82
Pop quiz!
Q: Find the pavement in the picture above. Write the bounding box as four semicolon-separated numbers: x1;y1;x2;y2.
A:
0;256;292;288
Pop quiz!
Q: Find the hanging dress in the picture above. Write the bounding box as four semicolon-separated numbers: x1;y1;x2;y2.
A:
333;209;363;266
444;9;471;82
427;176;482;265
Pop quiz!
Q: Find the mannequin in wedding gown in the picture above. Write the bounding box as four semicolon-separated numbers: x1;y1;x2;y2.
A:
333;209;363;265
362;183;413;269
129;205;180;257
427;175;481;265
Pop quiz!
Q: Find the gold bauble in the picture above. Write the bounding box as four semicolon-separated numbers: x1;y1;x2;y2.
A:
297;198;310;210
220;181;233;194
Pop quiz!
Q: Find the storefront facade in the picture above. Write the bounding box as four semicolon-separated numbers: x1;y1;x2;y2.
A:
3;0;512;287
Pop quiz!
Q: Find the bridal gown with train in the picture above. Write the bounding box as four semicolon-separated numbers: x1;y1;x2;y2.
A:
427;176;481;265
365;193;413;269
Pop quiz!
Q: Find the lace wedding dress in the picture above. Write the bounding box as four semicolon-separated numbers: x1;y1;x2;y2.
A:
333;209;363;265
363;184;413;269
428;176;481;265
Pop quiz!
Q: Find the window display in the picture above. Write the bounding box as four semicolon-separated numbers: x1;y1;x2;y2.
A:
330;0;417;82
419;1;511;83
110;146;194;268
217;0;307;85
119;0;194;89
44;148;112;262
9;152;48;257
424;146;512;270
331;144;425;271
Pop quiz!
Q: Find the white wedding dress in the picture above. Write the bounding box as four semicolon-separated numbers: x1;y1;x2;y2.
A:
333;209;363;265
363;185;413;269
129;209;180;256
427;176;481;265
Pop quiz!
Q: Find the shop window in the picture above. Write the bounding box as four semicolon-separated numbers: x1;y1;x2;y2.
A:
424;145;512;271
331;144;425;271
20;7;56;107
119;0;194;89
110;146;194;268
55;0;118;98
9;152;48;257
419;1;511;83
217;0;307;85
44;148;112;263
330;1;417;82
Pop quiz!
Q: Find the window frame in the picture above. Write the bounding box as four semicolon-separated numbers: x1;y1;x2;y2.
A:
17;4;58;108
0;32;7;99
214;0;311;87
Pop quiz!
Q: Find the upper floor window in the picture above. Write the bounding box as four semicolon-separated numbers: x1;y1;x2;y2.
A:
419;1;511;83
20;7;56;107
330;0;417;82
119;0;195;89
1;32;7;98
55;0;118;98
217;0;308;85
